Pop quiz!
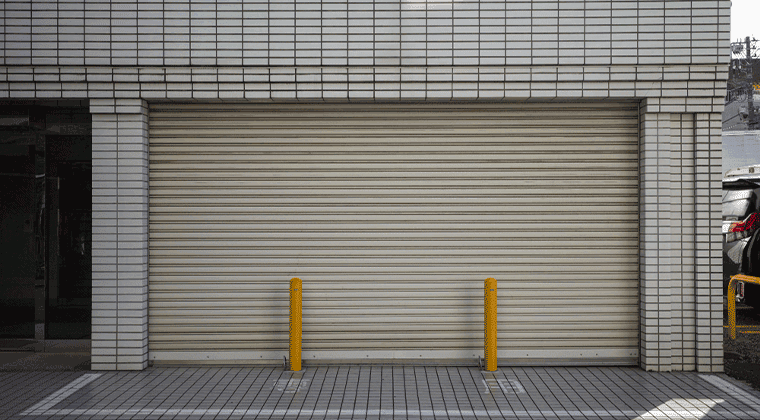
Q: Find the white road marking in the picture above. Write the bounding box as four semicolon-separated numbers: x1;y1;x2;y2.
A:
19;373;102;416
482;378;525;394
274;378;310;393
699;374;760;408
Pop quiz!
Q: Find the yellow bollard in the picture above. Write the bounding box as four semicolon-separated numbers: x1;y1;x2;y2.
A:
729;278;737;340
484;277;498;371
290;277;302;371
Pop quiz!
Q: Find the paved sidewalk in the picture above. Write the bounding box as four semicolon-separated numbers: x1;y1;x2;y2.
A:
2;366;760;420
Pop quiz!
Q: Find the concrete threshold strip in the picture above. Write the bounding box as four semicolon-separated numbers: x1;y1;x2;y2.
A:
17;373;760;419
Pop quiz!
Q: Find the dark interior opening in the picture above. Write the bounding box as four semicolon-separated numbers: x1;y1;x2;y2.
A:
0;101;92;343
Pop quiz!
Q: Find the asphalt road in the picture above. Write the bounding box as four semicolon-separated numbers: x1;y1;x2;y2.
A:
724;299;760;391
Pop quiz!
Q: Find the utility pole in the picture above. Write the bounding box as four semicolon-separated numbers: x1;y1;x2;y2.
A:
748;37;757;130
728;36;759;129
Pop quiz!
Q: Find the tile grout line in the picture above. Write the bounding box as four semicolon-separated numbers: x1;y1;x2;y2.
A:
270;367;287;417
543;367;593;418
699;374;760;409
581;368;643;418
497;367;528;417
224;367;265;419
215;368;253;415
142;368;192;416
656;373;725;419
164;367;213;419
289;365;311;420
440;365;463;418
347;365;360;419
332;366;345;417
92;371;159;414
236;367;277;417
471;367;508;419
309;365;331;420
194;366;234;414
455;367;487;420
413;365;428;420
605;367;664;414
64;370;123;417
1;371;50;414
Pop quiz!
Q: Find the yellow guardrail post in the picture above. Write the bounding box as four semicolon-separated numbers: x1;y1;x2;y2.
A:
290;277;302;371
729;276;738;340
484;277;498;371
728;274;760;340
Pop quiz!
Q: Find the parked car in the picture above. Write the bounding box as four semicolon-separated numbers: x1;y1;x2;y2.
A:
723;176;760;308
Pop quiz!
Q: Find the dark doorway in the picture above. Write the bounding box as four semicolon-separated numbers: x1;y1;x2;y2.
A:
0;140;36;339
0;102;91;345
46;136;92;339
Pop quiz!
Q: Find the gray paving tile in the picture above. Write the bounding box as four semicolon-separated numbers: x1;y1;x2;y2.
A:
0;371;51;416
5;366;760;420
1;371;86;419
579;369;639;419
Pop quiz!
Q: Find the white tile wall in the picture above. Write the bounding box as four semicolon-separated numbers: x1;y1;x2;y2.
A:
0;0;729;372
1;0;731;68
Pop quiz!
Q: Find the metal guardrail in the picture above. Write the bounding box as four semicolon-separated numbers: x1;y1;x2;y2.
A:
728;274;760;340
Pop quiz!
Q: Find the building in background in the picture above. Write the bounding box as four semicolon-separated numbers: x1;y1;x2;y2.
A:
723;131;760;175
0;0;728;373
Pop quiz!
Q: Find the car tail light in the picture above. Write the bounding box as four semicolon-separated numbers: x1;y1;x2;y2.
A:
727;212;760;242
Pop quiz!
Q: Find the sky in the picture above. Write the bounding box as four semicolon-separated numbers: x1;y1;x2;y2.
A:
731;0;759;42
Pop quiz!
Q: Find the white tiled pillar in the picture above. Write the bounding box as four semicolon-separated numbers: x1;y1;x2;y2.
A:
639;107;673;371
694;113;724;373
640;107;723;373
91;98;149;371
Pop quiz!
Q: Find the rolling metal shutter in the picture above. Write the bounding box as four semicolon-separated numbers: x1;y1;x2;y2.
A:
148;103;639;365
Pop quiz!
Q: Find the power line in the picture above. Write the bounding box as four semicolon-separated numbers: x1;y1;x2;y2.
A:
729;37;760;130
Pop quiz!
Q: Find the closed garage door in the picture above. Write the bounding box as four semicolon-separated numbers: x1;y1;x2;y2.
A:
148;103;639;365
